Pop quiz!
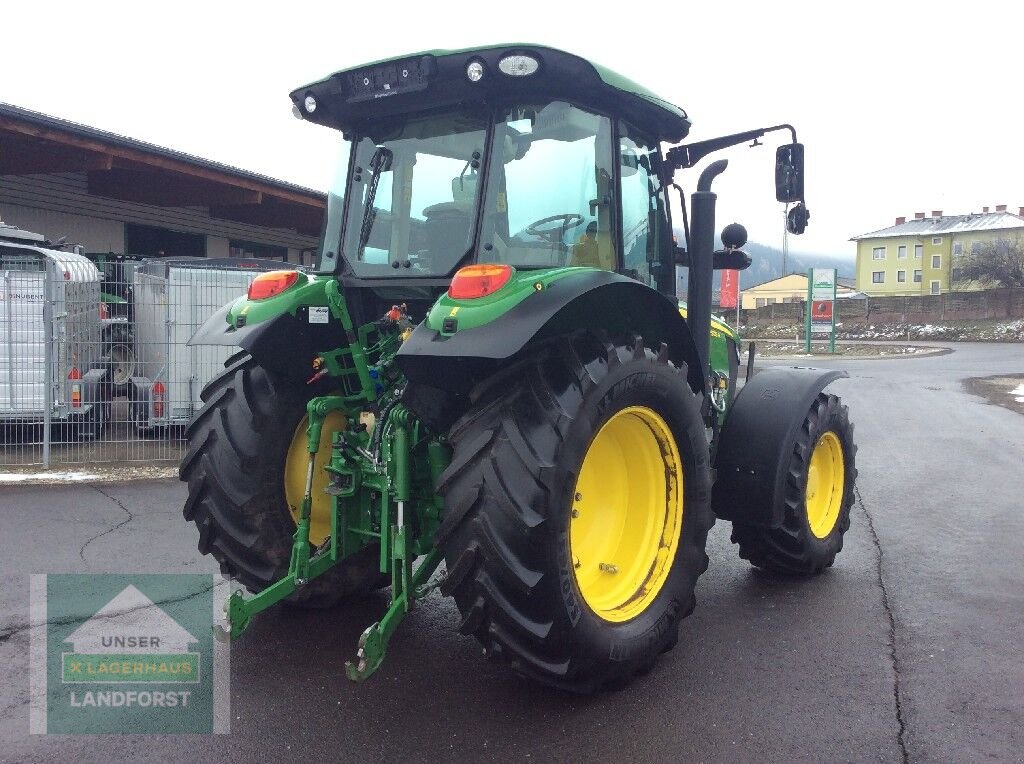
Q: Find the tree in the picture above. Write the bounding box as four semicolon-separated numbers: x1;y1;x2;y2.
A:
953;236;1024;288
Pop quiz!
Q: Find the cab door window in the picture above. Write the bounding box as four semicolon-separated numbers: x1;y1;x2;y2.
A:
618;128;667;287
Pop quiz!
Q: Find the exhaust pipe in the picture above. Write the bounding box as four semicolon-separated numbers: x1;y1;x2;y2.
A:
687;159;729;394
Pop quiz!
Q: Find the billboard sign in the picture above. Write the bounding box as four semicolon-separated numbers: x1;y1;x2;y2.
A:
719;269;739;310
805;268;837;352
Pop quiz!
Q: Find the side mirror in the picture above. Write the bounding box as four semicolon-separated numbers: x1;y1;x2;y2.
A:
775;143;804;203
786;203;811;235
713;249;752;270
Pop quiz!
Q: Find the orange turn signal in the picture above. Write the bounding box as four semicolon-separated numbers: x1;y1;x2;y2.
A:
448;264;513;300
248;270;300;301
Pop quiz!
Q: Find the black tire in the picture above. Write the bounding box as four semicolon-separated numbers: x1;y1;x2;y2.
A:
179;352;382;608
437;332;714;692
731;393;856;575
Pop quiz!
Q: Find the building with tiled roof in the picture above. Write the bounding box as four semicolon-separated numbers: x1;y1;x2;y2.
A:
851;207;1024;296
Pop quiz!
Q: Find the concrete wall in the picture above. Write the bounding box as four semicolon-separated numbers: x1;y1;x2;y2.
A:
742;287;1024;324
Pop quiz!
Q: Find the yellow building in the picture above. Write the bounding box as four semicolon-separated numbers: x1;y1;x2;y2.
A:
851;207;1024;296
740;273;856;310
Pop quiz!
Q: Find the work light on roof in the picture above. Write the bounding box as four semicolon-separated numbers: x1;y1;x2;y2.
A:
498;54;539;77
304;95;317;114
466;61;485;82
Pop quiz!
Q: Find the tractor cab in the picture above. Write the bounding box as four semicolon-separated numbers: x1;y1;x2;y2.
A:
299;46;688;298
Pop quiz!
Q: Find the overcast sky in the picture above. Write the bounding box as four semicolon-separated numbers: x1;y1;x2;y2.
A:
5;1;1023;259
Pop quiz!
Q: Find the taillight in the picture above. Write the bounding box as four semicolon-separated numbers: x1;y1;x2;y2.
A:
68;367;82;408
247;270;299;300
100;302;110;320
153;380;165;418
448;264;514;300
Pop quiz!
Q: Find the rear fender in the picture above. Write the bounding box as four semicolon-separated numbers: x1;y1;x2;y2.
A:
396;271;704;395
712;366;848;527
187;300;345;384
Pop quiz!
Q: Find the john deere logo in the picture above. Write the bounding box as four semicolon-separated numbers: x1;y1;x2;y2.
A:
31;574;228;734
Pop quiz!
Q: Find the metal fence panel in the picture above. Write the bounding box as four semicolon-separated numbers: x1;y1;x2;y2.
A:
1;252;287;468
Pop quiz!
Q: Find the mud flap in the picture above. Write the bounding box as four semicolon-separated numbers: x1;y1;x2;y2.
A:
712;366;847;527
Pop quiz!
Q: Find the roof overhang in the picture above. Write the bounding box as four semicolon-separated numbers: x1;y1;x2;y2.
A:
291;44;691;143
0;104;326;237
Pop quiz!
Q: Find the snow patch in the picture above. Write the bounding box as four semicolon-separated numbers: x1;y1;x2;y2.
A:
0;471;99;483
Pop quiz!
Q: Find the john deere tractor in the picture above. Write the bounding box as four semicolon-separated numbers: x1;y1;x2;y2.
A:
181;44;856;692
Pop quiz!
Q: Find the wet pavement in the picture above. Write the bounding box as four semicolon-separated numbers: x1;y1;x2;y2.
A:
1;342;1022;762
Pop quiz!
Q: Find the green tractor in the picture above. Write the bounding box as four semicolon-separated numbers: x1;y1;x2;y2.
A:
181;44;856;692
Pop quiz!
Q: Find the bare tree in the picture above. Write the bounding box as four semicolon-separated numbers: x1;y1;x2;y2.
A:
953;236;1024;288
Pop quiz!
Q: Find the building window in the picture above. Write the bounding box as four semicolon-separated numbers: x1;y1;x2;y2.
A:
913;269;922;283
932;255;941;269
872;271;885;284
872;247;886;260
914;244;923;259
755;298;766;308
953;241;963;255
930;280;940;295
766;297;777;304
897;270;906;283
897;245;907;258
932;236;942;245
971;241;981;254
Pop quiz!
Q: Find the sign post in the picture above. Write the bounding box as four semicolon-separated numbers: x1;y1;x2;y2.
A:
805;268;837;353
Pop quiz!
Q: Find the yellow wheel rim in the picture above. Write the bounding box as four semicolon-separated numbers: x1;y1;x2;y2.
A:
805;431;845;539
569;406;684;623
284;409;346;546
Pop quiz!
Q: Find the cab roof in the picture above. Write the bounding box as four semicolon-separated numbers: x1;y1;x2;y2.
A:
290;44;691;142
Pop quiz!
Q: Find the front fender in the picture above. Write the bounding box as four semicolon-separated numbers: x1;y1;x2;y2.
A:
396;270;703;394
712;366;848;527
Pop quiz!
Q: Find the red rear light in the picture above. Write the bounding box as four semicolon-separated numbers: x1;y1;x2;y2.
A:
448;264;514;300
68;367;82;408
248;270;300;300
153;380;166;418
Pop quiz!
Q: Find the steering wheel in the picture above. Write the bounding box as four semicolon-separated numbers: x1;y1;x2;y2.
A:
525;213;585;244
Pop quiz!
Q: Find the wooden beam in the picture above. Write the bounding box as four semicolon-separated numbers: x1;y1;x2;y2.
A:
88;169;263;207
0;144;113;175
0;114;324;208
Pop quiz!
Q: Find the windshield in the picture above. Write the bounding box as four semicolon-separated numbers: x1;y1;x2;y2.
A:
479;102;616;270
329;111;488;277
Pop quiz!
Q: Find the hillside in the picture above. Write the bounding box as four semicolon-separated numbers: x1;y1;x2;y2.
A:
675;234;854;294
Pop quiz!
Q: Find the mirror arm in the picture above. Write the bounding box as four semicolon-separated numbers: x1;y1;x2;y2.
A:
667;124;798;170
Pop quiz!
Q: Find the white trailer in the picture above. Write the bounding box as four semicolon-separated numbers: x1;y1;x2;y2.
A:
0;239;109;438
129;258;290;432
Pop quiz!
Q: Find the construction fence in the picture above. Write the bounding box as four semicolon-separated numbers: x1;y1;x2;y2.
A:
1;250;288;468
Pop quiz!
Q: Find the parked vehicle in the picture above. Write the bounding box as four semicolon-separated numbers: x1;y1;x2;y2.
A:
130;257;299;434
86;253;147;393
0;226;110;438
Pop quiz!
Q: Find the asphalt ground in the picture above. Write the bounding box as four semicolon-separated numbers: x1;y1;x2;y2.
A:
0;342;1021;762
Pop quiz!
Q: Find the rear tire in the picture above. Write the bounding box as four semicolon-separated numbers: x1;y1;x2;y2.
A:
179;352;382;608
437;333;714;692
731;393;856;574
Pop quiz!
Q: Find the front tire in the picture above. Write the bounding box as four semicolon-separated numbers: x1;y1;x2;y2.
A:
179;353;382;607
731;393;856;574
437;333;714;692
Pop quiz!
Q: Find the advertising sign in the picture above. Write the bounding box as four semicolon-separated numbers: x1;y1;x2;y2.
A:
719;269;739;310
805;268;837;352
